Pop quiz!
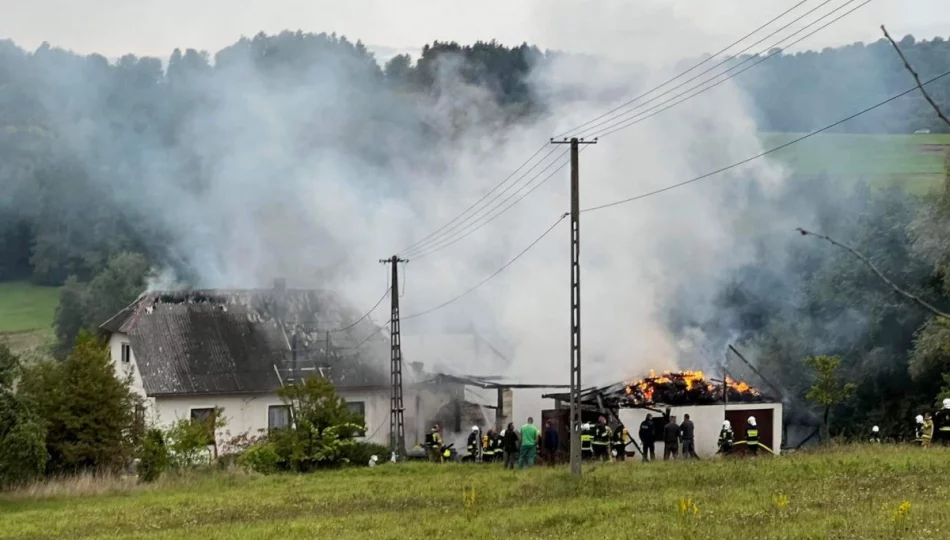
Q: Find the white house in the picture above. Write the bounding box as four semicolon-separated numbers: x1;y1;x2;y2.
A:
99;287;463;449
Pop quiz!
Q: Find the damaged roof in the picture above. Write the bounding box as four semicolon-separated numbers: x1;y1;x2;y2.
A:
100;289;389;396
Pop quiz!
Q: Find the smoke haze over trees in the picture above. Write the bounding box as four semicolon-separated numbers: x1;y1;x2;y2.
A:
4;28;950;437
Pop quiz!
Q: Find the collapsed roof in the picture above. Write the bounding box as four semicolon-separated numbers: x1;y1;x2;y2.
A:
542;371;775;409
99;288;390;396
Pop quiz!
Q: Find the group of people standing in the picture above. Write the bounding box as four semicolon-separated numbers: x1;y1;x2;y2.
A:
914;398;950;446
635;412;762;460
429;417;555;469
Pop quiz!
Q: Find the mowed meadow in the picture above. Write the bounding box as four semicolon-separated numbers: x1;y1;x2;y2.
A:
1;445;948;540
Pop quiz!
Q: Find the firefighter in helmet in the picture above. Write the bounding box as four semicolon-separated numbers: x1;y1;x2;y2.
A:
745;416;759;456
718;420;734;455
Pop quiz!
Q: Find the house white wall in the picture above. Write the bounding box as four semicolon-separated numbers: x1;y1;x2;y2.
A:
619;402;783;458
106;331;454;449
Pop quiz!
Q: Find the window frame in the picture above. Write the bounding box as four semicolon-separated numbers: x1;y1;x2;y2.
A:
347;401;366;437
120;342;131;364
267;405;292;431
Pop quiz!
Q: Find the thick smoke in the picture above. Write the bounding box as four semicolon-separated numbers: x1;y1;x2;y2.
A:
4;6;900;424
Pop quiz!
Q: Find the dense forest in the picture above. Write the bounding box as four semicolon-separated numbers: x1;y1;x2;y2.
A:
3;29;950;439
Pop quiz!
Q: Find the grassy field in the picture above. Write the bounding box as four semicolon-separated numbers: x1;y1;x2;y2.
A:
761;132;950;194
0;445;947;539
0;281;58;353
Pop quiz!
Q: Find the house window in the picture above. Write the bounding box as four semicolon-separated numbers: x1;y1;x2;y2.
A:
347;401;366;437
190;408;217;445
190;408;215;422
121;343;131;364
268;405;291;430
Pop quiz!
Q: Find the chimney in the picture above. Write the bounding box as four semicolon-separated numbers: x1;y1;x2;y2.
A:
273;278;286;291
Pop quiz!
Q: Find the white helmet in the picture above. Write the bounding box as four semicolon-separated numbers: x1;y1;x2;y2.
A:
747;416;757;426
944;398;950;409
500;429;506;437
872;426;879;433
916;415;924;424
471;425;480;432
370;455;378;462
722;420;731;429
582;423;591;430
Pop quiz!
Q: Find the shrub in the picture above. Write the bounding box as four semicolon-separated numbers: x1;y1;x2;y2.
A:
240;441;280;475
19;332;136;474
137;429;168;483
0;344;48;488
342;442;391;466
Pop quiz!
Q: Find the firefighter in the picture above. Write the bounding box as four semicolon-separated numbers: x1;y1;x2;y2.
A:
592;416;611;461
870;425;882;443
612;422;628;461
923;412;935;448
934;399;950;445
915;415;925;445
581;423;594;460
718;420;734;455
425;424;443;463
482;428;498;463
745;416;759;456
639;414;656;462
466;425;481;461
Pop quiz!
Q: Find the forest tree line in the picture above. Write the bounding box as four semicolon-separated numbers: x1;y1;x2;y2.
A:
2;30;950;440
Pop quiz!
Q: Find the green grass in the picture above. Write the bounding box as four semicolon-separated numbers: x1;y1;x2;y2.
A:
0;281;59;353
1;445;948;539
760;132;950;194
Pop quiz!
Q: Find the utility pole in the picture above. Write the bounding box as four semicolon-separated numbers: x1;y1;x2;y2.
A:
379;255;408;459
551;136;596;477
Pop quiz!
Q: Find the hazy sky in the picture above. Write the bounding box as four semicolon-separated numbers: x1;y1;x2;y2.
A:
0;0;945;61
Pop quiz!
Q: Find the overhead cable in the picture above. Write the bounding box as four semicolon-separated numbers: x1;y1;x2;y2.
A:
580;68;950;213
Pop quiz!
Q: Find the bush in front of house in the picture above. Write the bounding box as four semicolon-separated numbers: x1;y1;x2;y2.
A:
137;428;168;483
0;344;48;489
164;409;225;468
342;442;391;466
18;332;136;475
240;441;280;475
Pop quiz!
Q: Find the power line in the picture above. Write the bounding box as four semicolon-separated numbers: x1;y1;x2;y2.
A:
402;213;567;321
554;0;812;139
397;142;552;256
344;320;392;350
328;288;390;333
580;68;950;214
406;150;575;260
401;146;564;259
585;0;869;140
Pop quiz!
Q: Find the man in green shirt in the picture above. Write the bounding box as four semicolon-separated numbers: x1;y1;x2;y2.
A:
518;417;540;468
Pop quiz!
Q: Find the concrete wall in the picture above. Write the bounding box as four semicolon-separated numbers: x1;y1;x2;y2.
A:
619;402;783;458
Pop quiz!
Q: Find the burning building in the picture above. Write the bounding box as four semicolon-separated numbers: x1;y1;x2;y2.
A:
542;370;782;458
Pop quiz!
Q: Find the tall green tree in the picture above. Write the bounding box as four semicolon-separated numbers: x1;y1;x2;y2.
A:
0;344;47;487
53;252;149;352
805;355;857;442
20;332;137;474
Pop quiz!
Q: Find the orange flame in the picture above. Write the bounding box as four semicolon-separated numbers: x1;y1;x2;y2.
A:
623;370;761;404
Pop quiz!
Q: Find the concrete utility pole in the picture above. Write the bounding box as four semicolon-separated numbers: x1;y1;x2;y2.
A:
551;136;596;477
379;255;408;459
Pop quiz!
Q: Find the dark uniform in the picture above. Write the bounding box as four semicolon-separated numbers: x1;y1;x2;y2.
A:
581;424;594;460
612;424;628;461
934;407;950;445
718;425;734;455
663;421;680;460
592;422;610;461
745;421;759;456
639;417;655;462
482;431;498;463
467;430;481;460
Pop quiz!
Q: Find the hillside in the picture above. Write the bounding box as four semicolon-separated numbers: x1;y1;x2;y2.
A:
761;132;950;192
0;281;58;353
0;446;945;539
